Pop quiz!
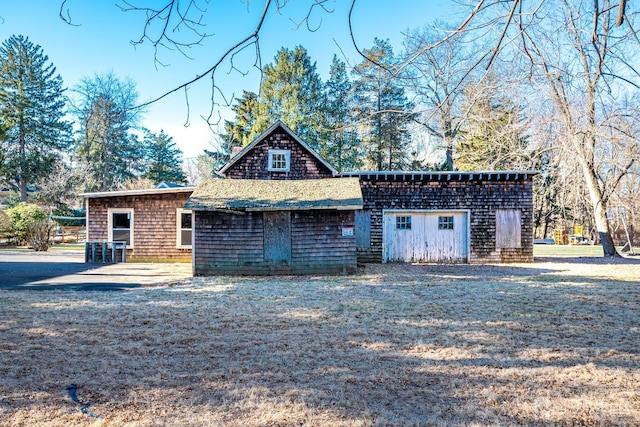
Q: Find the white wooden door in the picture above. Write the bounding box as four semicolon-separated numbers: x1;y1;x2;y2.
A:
383;211;468;263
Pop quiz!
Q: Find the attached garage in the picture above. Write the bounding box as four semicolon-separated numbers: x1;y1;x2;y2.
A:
383;210;469;263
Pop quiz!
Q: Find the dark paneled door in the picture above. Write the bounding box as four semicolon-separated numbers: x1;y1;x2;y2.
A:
263;211;292;263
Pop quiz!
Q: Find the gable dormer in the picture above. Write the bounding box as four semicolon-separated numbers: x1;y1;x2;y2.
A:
219;121;337;180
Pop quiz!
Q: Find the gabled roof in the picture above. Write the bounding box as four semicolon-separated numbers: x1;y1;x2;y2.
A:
184;178;362;212
218;120;338;176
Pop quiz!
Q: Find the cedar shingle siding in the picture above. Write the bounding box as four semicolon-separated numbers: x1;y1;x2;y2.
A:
223;128;334;180
348;173;535;264
193;210;356;275
87;192;193;261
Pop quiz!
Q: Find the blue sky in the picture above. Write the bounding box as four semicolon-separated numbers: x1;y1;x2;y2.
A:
1;1;455;159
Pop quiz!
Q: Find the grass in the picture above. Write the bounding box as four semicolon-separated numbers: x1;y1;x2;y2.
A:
534;244;605;257
1;259;639;426
47;243;86;252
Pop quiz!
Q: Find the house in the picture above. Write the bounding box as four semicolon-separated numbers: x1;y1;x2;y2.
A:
80;185;195;261
81;120;536;273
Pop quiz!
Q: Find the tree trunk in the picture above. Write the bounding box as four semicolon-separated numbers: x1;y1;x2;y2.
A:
582;161;619;256
19;176;28;202
543;215;550;239
443;119;453;170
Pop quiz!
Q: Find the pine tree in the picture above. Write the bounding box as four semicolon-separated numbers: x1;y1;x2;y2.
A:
250;46;325;146
353;39;413;171
0;35;71;201
142;129;187;184
223;90;258;148
72;72;143;191
321;55;362;172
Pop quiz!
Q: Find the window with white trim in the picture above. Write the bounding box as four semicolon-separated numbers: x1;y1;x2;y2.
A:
108;208;134;247
268;149;290;172
177;208;193;248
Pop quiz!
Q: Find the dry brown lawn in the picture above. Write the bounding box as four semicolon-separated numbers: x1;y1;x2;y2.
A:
1;257;639;426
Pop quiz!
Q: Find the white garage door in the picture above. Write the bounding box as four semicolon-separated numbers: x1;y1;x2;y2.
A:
383;211;469;263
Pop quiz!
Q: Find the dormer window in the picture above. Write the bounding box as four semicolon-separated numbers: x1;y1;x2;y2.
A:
268;149;290;172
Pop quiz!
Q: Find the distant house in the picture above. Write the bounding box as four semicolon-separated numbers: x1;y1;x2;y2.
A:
81;120;536;273
155;181;187;189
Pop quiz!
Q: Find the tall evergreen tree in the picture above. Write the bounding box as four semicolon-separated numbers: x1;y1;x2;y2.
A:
142;129;187;184
72;72;143;192
0;35;71;201
223;90;258;148
251;46;325;146
322;55;362;172
353;38;413;171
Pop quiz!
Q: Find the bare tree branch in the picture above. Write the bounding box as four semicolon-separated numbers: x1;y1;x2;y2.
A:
133;0;272;114
59;0;80;26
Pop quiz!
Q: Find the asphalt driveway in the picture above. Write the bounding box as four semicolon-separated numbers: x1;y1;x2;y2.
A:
0;249;191;291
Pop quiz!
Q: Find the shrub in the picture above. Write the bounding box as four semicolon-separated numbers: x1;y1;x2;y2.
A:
5;203;48;245
25;219;54;251
0;210;13;245
0;210;11;232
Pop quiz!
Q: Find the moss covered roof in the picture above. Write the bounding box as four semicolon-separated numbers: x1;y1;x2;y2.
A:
184;178;363;211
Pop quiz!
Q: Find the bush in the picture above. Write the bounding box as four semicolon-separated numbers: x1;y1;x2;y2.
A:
5;203;48;245
0;210;11;232
25;219;54;251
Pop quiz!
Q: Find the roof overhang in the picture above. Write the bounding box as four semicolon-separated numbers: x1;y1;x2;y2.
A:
339;170;539;181
80;187;196;199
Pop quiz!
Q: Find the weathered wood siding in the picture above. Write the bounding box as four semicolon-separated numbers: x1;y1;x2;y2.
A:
193;211;265;274
291;210;356;273
353;176;534;263
193;209;356;275
496;209;522;248
224;128;334;180
87;192;193;261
